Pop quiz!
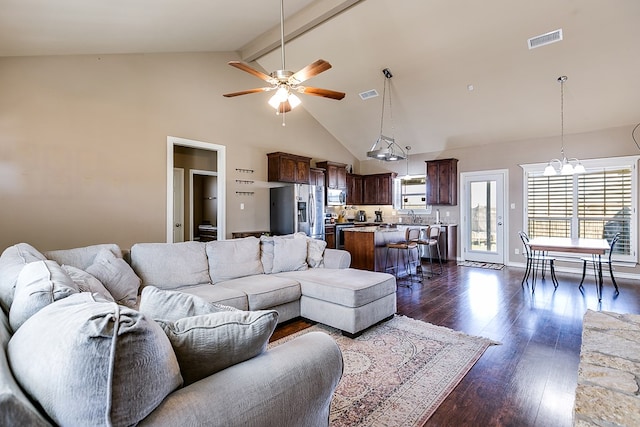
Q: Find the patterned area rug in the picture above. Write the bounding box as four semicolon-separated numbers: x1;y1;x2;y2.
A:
457;260;505;270
270;315;499;426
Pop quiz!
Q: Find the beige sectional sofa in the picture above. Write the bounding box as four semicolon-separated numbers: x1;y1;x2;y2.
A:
0;235;396;426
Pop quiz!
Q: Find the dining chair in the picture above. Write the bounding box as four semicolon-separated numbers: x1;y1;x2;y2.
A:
578;233;620;294
384;227;422;286
518;231;559;290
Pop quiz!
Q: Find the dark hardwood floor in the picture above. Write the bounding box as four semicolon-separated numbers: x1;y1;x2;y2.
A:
272;261;640;426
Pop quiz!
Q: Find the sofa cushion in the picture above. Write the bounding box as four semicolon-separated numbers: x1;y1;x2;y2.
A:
278;268;396;308
217;274;301;310
176;284;249;310
7;293;182;427
139;286;236;322
130;242;210;289
206;237;263;283
158;309;278;385
61;264;114;302
85;249;140;307
44;243;123;270
0;308;52;427
9;260;79;331
0;243;46;313
272;236;308;273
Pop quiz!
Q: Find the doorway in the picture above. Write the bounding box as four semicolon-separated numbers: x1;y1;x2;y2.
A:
166;136;226;243
461;170;508;264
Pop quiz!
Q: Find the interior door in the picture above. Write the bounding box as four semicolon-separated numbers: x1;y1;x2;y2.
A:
173;168;185;243
461;171;507;263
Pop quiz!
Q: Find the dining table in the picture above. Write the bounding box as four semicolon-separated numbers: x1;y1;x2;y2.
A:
527;236;610;301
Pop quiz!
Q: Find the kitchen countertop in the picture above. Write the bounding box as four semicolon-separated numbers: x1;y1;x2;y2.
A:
343;223;457;233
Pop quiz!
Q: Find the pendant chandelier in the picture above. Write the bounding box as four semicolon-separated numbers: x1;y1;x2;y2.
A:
543;76;585;176
366;68;407;161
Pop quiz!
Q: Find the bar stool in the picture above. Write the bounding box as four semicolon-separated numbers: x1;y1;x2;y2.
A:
425;225;443;276
384;227;422;286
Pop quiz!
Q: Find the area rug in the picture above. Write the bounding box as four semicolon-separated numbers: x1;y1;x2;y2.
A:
270;315;499;426
457;260;505;270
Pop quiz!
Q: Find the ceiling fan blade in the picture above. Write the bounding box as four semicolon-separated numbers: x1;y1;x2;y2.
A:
299;86;346;100
223;87;271;97
228;61;275;83
289;59;332;84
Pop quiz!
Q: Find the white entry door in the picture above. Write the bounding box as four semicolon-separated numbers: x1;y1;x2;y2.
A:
461;170;507;264
173;168;184;243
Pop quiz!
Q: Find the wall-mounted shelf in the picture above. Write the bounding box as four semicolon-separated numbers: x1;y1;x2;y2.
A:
235;179;254;185
235;191;254;196
236;168;254;174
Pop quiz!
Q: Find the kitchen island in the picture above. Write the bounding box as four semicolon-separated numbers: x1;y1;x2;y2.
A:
343;226;411;274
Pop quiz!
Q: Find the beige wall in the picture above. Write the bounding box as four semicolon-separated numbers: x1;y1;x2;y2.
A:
0;52;356;251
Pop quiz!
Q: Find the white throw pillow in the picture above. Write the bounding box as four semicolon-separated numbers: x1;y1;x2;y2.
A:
260;235;275;274
139;285;236;322
306;238;327;268
272;236;308;273
85;249;141;307
9;260;79;331
158;309;279;385
61;265;114;302
206;237;264;283
0;243;47;312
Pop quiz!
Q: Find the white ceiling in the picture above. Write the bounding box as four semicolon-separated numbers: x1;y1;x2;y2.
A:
2;0;640;160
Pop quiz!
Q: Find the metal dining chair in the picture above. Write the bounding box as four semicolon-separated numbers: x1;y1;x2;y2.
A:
518;231;558;290
579;233;620;295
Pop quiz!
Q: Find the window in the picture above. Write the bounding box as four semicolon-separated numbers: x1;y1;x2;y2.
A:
393;176;428;212
522;156;638;262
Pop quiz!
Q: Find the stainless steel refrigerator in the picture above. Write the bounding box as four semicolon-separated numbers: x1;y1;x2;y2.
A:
270;184;325;239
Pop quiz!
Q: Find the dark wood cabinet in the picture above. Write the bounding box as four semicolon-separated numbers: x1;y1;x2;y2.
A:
362;173;396;205
324;224;335;249
425;158;458;205
346;173;363;205
267;152;311;184
315;161;347;190
309;167;325;187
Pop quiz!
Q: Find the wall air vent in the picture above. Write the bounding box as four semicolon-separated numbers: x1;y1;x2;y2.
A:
528;29;563;49
359;89;379;100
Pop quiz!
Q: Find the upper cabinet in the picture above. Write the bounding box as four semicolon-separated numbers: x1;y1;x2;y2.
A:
309;167;325;187
362;173;397;205
267;152;311;184
425;158;458;205
346;173;363;205
315;161;347;190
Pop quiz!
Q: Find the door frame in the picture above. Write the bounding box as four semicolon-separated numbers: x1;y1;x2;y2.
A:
173;168;185;243
460;169;509;264
166;136;226;242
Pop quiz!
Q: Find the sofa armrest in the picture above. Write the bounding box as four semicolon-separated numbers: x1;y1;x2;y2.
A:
139;331;343;427
323;249;351;269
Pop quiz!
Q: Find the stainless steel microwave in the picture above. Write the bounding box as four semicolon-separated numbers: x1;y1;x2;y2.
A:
326;188;346;206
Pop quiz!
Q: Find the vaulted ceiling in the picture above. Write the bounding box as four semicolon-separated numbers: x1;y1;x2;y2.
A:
2;0;639;160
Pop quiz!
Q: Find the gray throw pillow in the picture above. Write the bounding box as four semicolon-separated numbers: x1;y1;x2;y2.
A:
272;236;308;273
307;237;327;268
159;309;279;385
9;260;79;331
0;243;46;312
61;264;114;302
86;248;140;307
8;293;182;427
139;285;236;322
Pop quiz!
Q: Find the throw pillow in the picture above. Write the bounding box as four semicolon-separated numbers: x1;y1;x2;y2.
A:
44;244;123;270
272;236;308;273
7;293;182;427
158;309;278;385
86;248;141;307
206;237;264;283
260;235;275;274
139;285;236;322
61;264;114;302
0;243;46;312
306;237;327;268
9;260;79;331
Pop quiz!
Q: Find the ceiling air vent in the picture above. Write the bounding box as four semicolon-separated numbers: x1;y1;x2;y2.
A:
528;29;563;49
359;89;379;100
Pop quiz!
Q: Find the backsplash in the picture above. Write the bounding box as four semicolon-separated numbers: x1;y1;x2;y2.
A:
325;205;458;225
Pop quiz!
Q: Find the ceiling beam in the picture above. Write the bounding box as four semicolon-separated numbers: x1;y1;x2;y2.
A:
239;0;363;63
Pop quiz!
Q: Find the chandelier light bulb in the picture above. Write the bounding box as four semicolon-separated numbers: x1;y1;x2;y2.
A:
288;93;301;109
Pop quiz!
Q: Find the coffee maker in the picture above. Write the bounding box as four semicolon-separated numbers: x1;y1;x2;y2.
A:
374;210;383;222
356;210;367;222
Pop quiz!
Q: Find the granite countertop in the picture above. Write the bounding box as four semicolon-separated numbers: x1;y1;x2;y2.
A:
343;226;405;233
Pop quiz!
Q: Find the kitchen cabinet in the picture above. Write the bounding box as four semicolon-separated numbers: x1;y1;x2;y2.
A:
267;152;311;184
346;173;363;205
315;161;347;190
324;224;335;249
363;173;396;205
425;158;458;205
309;167;325;187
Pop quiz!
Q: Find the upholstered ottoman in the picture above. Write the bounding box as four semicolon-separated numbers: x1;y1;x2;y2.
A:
277;268;396;337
